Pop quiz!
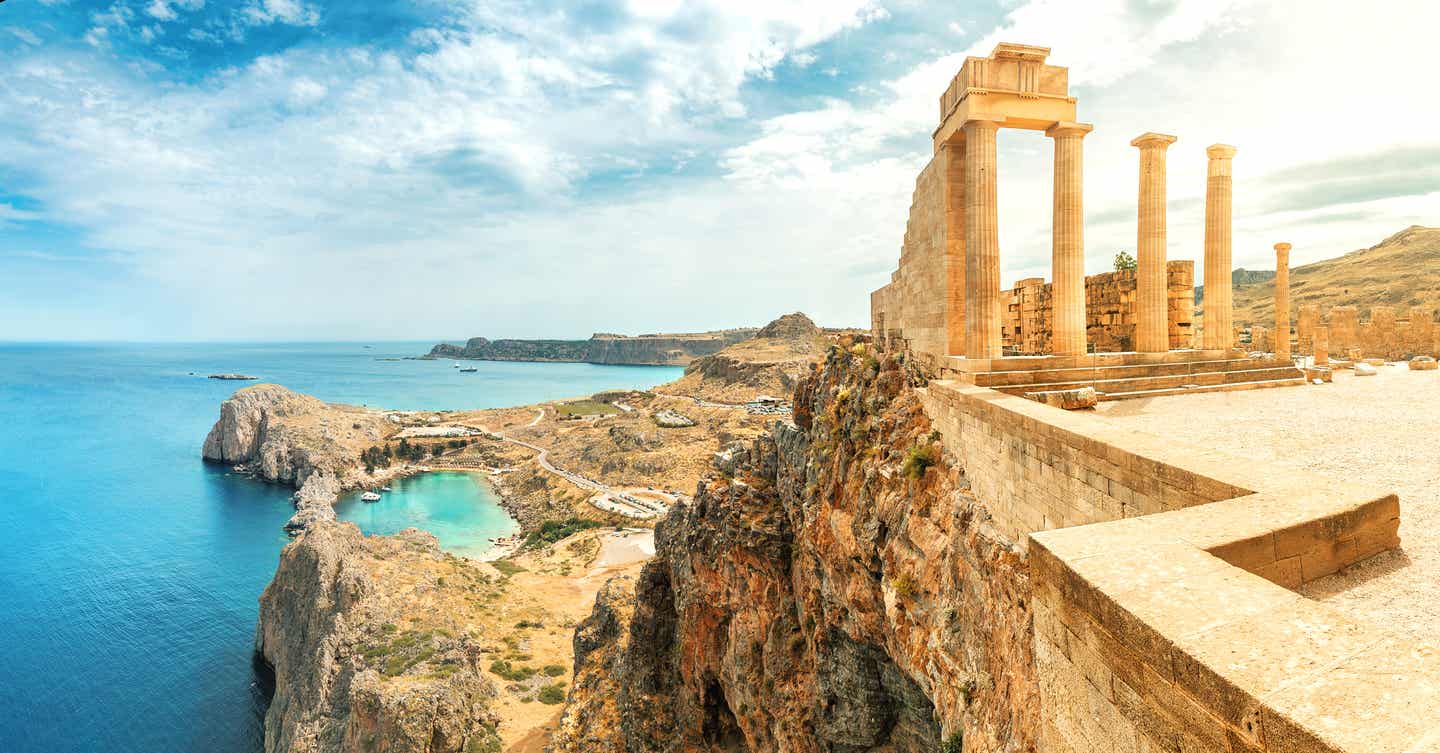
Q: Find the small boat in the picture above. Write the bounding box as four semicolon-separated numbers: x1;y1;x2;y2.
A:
380;486;392;492
459;366;478;373
453;362;460;368
360;491;382;502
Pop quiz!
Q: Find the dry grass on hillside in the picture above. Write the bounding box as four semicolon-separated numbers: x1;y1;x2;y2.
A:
1230;226;1440;325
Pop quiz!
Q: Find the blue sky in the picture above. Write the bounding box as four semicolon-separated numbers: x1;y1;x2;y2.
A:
2;0;1437;341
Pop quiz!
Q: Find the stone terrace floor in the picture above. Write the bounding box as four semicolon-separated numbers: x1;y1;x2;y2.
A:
1089;365;1440;643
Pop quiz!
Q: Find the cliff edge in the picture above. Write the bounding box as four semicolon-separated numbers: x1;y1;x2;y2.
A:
553;342;1037;752
656;312;829;403
202;384;392;531
256;522;503;753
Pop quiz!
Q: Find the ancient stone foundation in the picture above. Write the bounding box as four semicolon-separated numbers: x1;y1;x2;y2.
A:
1002;261;1193;355
1294;304;1439;360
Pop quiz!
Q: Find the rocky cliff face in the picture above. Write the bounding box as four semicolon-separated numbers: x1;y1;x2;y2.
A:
203;384;390;532
657;312;827;403
256;522;503;753
427;329;758;366
553;343;1037;752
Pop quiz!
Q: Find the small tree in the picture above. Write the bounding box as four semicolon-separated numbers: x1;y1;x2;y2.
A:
1113;250;1137;272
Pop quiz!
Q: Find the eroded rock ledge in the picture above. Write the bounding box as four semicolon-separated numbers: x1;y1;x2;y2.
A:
553;343;1038;752
202;384;390;532
255;522;502;753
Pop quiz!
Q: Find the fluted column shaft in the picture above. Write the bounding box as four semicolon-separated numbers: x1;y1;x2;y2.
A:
964;119;1002;360
1275;242;1292;357
943;142;967;356
1047;122;1093;356
1131;133;1177;353
1203;145;1238;349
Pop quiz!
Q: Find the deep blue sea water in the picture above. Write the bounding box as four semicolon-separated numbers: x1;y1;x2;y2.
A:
0;342;680;753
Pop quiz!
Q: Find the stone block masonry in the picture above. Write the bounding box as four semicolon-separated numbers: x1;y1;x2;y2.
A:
918;379;1422;752
1294;303;1439;360
1001;261;1193;355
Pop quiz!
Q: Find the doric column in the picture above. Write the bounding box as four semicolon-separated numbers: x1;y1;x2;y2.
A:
942;142;967;356
1131;132;1177;353
1203;145;1238;349
1274;242;1292;357
1315;325;1330;366
1046;121;1093;356
964;118;1003;359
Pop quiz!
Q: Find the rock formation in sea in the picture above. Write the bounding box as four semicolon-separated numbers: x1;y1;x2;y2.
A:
255;522;503;753
202;384;390;533
426;328;758;366
552;341;1036;751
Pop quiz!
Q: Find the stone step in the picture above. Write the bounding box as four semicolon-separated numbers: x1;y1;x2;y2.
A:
1096;377;1308;401
972;357;1297;387
991;365;1304;396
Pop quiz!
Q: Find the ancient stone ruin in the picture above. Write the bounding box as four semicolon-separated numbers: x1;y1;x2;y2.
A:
871;43;1304;403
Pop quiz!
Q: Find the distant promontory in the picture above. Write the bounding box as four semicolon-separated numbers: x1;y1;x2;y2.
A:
426;328;758;366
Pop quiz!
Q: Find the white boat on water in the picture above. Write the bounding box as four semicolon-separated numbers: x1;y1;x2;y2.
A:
453;362;460;368
380;486;392;492
459;366;478;372
360;491;382;502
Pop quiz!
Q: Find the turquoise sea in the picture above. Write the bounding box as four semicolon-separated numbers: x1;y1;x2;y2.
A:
0;342;680;753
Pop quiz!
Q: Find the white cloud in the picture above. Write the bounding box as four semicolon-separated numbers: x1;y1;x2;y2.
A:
948;21;965;35
10;28;43;46
240;0;321;28
146;0;178;21
2;0;1437;340
790;51;819;68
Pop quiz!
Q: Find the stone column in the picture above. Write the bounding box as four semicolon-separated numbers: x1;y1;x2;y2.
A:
1202;145;1238;350
1315;325;1330;367
964;118;1003;360
942;142;967;356
1274;242;1291;357
1047;121;1093;356
1131;133;1177;352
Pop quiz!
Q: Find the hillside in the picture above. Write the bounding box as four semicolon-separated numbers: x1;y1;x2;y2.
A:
655;312;832;403
1220;226;1440;324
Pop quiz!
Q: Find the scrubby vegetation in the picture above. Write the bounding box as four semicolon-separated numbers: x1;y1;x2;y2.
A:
523;517;605;549
901;444;938;479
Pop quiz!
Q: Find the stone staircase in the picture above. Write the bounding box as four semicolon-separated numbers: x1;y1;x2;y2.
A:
961;355;1307;402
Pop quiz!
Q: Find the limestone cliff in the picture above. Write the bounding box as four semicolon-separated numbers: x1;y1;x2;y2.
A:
202;384;391;531
554;343;1037;752
256;522;503;753
427;329;758;366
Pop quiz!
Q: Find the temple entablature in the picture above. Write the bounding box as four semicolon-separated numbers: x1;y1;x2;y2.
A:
934;42;1077;148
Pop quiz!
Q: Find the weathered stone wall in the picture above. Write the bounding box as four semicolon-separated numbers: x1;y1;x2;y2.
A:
920;383;1245;545
1000;261;1195;356
1293;304;1438;359
872;156;953;365
919;379;1415;753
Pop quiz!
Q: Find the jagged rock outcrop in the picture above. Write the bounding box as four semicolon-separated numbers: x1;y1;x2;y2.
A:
657;313;829;404
202;384;391;532
426;329;758;366
256;522;502;753
554;343;1038;752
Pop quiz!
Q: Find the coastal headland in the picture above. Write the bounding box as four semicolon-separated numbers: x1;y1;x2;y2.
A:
209;313;839;751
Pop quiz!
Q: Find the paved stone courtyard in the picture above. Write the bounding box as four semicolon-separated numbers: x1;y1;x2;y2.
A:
1093;365;1440;642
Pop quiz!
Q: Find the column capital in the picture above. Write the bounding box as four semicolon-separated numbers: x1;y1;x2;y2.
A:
1274;242;1292;253
1130;131;1177;149
1206;143;1238;159
1045;121;1093;139
961;114;1006;133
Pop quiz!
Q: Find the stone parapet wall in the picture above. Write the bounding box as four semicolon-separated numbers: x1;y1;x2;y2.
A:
1295;304;1439;360
1000;261;1194;356
919;380;1426;752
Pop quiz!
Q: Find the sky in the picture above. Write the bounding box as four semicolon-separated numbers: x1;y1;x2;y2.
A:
1;0;1437;342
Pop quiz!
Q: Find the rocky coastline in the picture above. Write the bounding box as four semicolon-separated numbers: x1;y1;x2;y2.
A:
427;327;757;366
255;521;504;753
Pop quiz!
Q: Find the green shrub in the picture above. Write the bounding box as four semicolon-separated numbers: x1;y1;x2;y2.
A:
489;560;526;577
892;573;917;600
542;664;566;677
940;729;964;753
537;684;566;705
901;444;938;479
523;518;604;549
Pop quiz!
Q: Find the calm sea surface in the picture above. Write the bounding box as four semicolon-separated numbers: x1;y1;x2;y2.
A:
0;342;680;753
